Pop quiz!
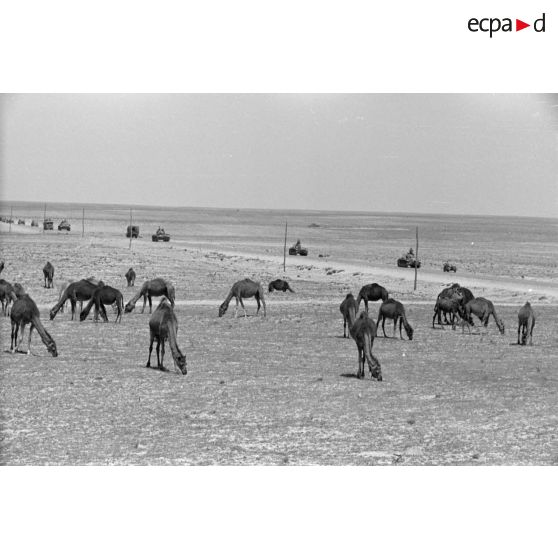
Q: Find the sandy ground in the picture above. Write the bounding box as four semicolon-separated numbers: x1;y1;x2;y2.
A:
1;225;557;465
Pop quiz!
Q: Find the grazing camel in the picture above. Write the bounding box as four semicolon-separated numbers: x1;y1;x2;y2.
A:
146;299;187;374
377;298;414;340
432;294;465;329
0;260;4;274
349;311;382;381
517;302;535;346
80;285;124;323
43;261;54;289
268;279;295;293
125;267;136;287
339;293;358;338
50;278;105;320
125;278;175;314
462;297;505;334
10;294;57;356
219;278;266;318
0;279;17;316
356;283;389;313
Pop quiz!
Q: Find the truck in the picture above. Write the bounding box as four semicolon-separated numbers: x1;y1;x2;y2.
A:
126;225;140;238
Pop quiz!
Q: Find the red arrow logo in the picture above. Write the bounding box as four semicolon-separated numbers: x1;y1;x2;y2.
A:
516;19;530;31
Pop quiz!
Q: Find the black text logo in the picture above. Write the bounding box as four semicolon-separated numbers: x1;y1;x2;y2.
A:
468;13;546;37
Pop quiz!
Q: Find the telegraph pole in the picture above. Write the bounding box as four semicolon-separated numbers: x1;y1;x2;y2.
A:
43;203;46;234
9;206;13;233
82;207;85;237
283;220;288;272
129;208;133;249
414;226;419;291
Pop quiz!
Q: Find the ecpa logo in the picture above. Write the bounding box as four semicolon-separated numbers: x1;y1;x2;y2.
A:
468;13;546;37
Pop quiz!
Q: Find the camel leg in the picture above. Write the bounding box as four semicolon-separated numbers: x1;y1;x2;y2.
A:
10;321;18;351
146;333;155;367
27;325;35;354
160;340;167;371
261;297;266;318
517;324;522;345
364;300;369;314
239;297;247;318
155;338;161;368
255;295;261;315
399;318;403;340
148;295;153;314
234;297;239;318
141;295;147;314
343;317;347;338
393;318;398;339
16;323;26;353
381;316;387;338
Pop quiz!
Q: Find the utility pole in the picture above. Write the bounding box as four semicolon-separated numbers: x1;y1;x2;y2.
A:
283;220;288;272
9;206;13;233
82;207;85;237
414;226;419;291
43;203;46;234
129;208;133;249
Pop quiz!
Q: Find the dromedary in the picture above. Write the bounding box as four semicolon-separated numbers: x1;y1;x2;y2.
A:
50;278;106;320
219;278;266;318
146;299;187;374
349;311;382;381
517;302;535;345
43;261;54;289
125;278;175;314
125;267;136;287
0;278;17;316
80;285;124;323
339;293;358;338
377;298;414;340
10;294;57;356
432;294;464;329
462;297;505;334
356;283;389;313
268;279;295;293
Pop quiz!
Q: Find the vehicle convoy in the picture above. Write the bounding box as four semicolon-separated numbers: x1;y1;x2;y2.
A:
58;219;71;231
288;239;308;256
397;248;421;268
126;225;140;238
152;227;170;242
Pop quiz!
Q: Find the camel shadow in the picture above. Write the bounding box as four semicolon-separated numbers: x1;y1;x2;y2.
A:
340;373;360;379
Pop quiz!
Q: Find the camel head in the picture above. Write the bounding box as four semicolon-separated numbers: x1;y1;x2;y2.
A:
13;283;26;298
496;318;505;335
48;341;58;357
218;302;228;317
124;301;136;313
404;322;414;341
176;353;187;375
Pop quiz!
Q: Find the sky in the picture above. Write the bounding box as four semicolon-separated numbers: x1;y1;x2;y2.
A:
1;93;557;217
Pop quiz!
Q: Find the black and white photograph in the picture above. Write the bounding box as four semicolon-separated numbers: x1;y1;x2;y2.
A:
1;93;557;466
1;2;557;557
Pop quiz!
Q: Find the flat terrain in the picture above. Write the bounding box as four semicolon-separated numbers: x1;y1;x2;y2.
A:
1;205;557;464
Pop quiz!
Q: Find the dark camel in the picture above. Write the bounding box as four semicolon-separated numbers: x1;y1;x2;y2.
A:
43;261;54;289
356;283;389;313
0;260;4;274
339;293;358;338
125;267;136;287
146;299;187;374
377;298;414;340
50;278;106;320
125;278;175;314
0;279;17;316
349;311;382;381
10;294;57;356
219;278;266;318
268;279;295;293
517;302;535;345
432;294;463;329
462;297;505;335
80;285;124;323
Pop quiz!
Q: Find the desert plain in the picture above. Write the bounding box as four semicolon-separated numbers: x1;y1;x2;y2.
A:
0;203;557;465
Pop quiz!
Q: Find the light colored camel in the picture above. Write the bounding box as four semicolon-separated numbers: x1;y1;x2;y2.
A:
125;278;175;314
377;298;414;340
219;278;266;318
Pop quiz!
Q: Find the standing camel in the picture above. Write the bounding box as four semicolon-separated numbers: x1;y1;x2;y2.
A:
377;298;414;340
517;302;535;345
268;279;295;293
10;294;57;356
80;285;124;323
146;299;187;374
125;267;136;287
0;279;17;316
349;311;382;381
43;261;54;289
356;283;389;313
462;297;505;334
50;278;105;320
125;278;175;314
219;278;266;318
339;293;358;338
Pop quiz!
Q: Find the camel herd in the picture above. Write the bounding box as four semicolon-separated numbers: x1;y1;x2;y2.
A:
0;258;538;380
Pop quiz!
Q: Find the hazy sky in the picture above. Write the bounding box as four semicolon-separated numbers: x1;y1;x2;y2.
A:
1;94;557;217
